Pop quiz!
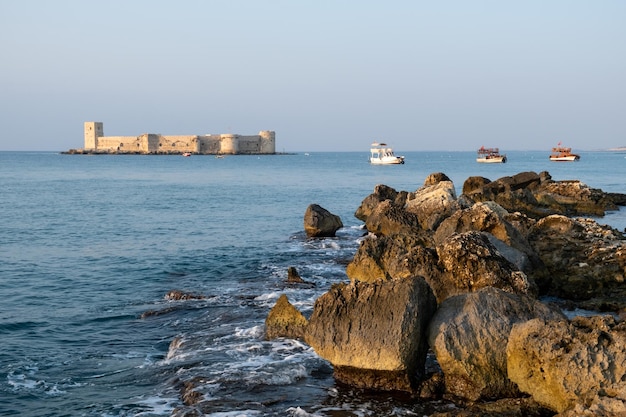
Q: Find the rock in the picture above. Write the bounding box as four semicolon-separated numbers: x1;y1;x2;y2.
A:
527;215;626;306
287;266;305;283
304;204;343;237
435;231;537;302
433;201;541;272
165;290;206;301
305;276;437;391
463;171;618;219
264;294;308;340
405;178;459;230
354;184;409;222
507;316;626;414
345;233;438;284
427;287;565;402
365;199;423;236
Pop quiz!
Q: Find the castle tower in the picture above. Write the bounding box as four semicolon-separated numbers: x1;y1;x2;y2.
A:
259;130;276;154
220;134;239;154
84;122;103;150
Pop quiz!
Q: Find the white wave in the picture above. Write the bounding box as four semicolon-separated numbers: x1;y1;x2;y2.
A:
286;407;325;417
233;325;264;339
134;394;178;416
205;411;263;417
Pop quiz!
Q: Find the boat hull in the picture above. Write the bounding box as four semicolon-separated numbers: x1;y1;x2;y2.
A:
550;155;579;162
476;156;506;163
370;157;404;165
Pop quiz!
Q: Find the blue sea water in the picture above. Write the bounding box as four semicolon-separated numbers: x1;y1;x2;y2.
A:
1;150;625;416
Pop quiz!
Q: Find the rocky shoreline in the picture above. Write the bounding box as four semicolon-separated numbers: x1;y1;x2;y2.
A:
264;170;626;416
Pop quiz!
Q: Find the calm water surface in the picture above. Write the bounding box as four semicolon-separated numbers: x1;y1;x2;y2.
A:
1;150;625;416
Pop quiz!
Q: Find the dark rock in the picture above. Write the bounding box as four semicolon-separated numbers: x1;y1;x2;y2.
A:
304;204;343;237
165;290;206;301
354;184;409;222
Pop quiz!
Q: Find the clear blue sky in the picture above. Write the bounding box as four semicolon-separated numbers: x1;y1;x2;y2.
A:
1;1;624;152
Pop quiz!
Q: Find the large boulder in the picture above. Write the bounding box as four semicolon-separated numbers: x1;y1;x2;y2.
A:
427;287;565;402
507;316;626;414
405;177;459;230
346;233;438;284
304;204;343;237
354;184;409;222
305;276;437;391
434;201;542;272
527;215;626;307
435;231;537;302
264;294;308;340
364;199;422;237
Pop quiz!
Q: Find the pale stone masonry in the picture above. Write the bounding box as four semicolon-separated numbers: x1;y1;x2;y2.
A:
80;122;276;155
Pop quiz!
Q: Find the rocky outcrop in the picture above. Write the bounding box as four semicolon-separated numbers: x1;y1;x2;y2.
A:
305;276;437;391
264;294;308;340
304;204;343;237
428;287;565;401
527;215;626;303
463;171;621;218
507;316;626;414
263;170;626;412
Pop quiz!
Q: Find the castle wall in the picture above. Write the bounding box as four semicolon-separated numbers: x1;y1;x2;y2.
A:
83;122;275;154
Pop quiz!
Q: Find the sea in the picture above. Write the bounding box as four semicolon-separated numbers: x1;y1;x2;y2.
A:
1;150;625;417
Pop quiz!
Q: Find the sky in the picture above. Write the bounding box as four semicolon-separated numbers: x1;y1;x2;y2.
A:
1;1;625;152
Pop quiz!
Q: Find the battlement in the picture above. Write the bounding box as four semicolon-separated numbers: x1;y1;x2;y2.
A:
78;122;275;155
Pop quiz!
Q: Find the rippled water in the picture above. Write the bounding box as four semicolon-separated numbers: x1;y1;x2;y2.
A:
1;150;624;416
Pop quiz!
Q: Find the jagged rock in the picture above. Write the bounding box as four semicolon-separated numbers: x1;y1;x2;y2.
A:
287;266;304;283
304;204;343;237
435;231;537;302
165;290;206;300
433;201;541;272
305;276;437;391
264;294;308;340
527;215;626;306
345;233;438;284
354;184;409;222
365;199;423;236
405;178;459;230
427;287;565;402
463;171;619;219
507;316;626;414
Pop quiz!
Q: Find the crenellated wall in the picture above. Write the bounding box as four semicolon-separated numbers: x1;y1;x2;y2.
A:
82;122;275;154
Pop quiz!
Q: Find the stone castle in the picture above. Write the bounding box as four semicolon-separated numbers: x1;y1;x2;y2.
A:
79;122;276;155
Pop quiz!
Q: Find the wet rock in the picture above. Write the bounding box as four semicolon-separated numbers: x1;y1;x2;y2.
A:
304;204;343;237
165;290;206;301
507;315;626;414
287;266;304;283
428;287;565;402
305;276;437;391
264;294;308;340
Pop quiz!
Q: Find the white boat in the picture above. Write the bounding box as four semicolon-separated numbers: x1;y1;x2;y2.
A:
369;142;405;165
182;152;191;157
476;146;506;163
550;143;580;162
